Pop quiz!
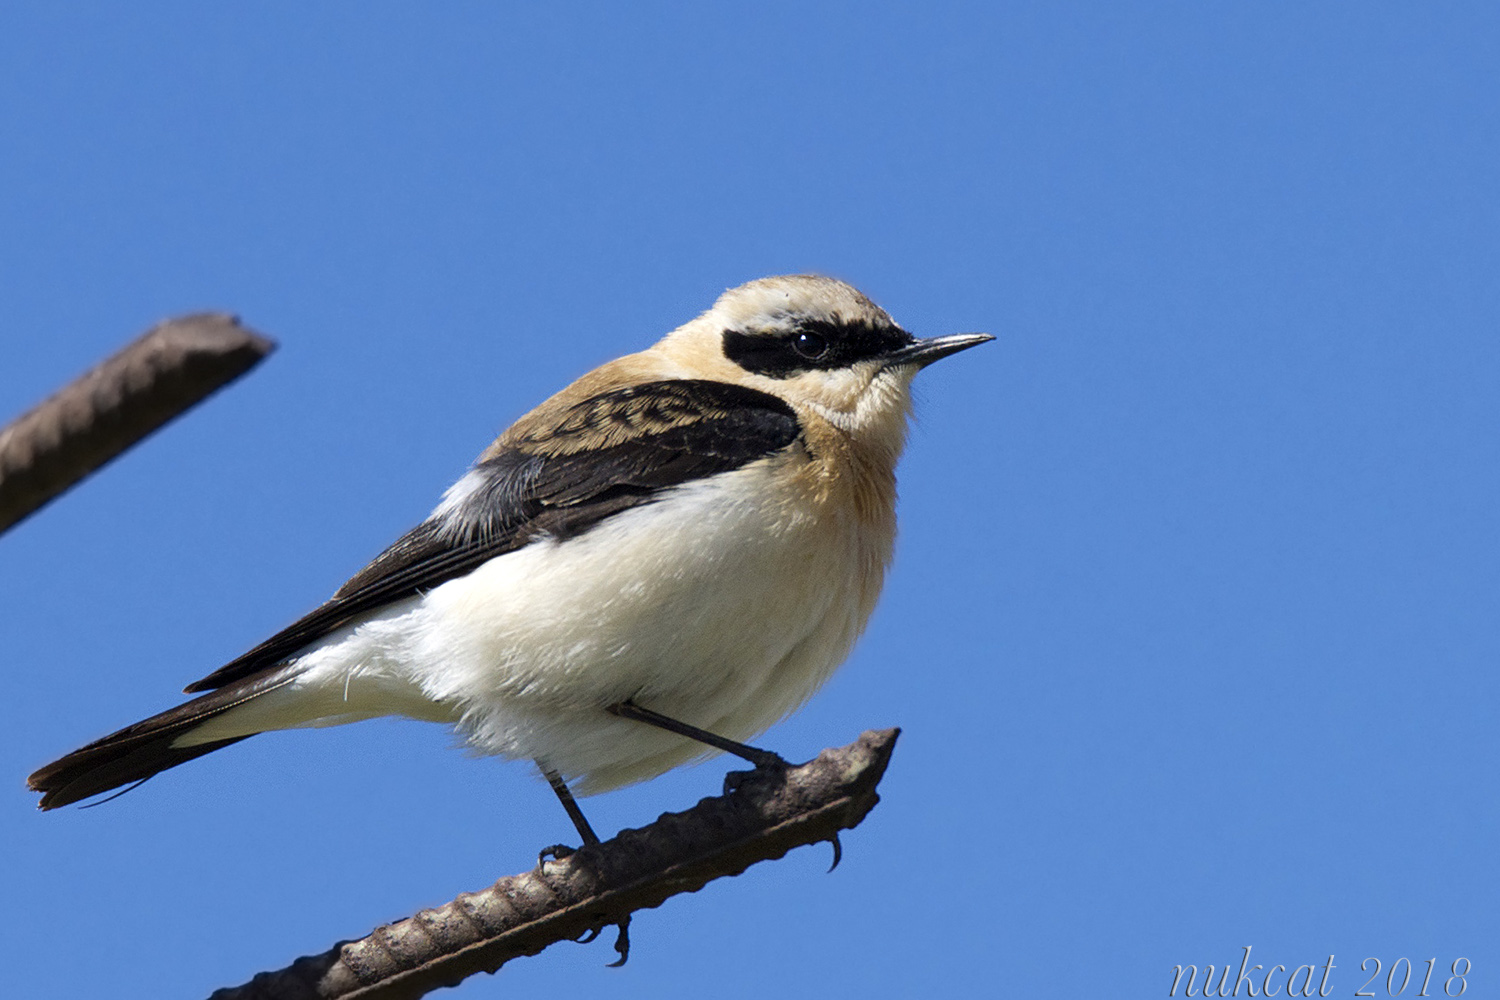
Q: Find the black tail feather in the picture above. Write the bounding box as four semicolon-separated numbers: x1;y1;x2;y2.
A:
29;734;253;809
27;671;293;809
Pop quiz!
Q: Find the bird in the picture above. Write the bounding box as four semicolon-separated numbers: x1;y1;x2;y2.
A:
27;274;992;849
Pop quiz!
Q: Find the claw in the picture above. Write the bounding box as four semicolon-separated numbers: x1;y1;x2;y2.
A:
826;832;842;873
722;768;754;795
537;844;576;870
722;753;789;795
573;925;603;944
605;915;632;967
750;750;788;770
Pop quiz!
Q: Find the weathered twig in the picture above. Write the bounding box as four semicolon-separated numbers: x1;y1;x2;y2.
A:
211;728;899;1000
0;314;275;533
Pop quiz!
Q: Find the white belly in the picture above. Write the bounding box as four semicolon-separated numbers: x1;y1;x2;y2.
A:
182;459;889;794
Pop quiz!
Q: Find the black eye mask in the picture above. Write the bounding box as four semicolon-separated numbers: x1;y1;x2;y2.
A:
721;318;913;378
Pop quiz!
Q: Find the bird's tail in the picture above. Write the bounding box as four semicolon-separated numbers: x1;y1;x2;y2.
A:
26;671;295;810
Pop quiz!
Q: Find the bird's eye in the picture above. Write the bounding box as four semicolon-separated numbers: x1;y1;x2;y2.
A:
792;331;828;359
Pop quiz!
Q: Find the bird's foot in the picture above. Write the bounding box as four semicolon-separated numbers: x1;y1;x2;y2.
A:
606;915;631;967
570;914;630;966
721;752;789;795
536;843;577;870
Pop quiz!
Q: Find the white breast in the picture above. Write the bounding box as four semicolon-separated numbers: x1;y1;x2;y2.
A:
419;453;886;792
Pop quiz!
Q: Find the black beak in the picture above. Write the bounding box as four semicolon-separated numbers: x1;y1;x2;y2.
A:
883;332;995;369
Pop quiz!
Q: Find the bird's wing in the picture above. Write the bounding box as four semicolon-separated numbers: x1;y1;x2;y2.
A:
183;379;800;693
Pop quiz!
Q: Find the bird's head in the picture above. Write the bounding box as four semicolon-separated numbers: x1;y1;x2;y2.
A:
657;274;992;443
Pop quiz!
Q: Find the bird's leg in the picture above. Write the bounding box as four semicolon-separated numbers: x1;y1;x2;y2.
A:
607;700;787;769
536;764;632;965
607;706;835;874
536;764;599;868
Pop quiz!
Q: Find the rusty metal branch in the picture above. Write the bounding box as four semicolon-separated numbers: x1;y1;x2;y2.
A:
210;728;899;1000
0;314;275;534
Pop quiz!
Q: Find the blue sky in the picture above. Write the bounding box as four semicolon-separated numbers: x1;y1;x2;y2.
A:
3;4;1497;997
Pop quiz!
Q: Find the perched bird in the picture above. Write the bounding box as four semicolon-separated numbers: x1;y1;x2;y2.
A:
28;275;991;846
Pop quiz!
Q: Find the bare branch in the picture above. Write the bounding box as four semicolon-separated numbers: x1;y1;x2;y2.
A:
210;728;899;1000
0;314;275;534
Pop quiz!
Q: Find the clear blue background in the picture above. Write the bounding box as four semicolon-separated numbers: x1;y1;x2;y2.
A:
3;5;1496;998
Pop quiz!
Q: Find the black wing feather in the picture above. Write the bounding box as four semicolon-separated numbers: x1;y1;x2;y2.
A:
183;380;799;694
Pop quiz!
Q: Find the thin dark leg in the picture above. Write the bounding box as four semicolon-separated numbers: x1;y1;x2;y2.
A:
541;765;600;846
607;700;786;769
538;764;631;966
